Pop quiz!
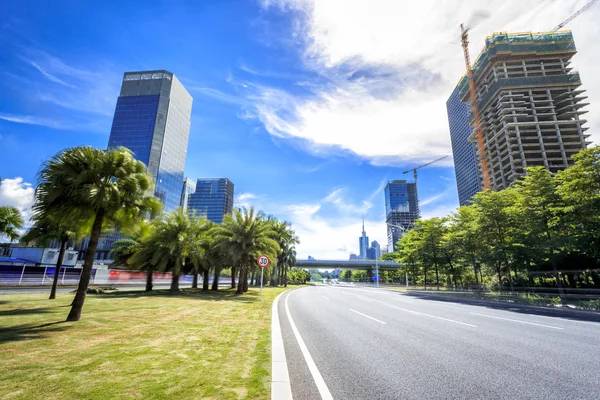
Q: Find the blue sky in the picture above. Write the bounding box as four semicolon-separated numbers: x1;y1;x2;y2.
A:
1;0;598;259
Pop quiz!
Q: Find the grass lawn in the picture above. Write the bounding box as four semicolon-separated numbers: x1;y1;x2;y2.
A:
0;286;294;400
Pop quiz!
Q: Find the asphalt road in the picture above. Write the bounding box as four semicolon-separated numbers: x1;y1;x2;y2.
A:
278;285;600;400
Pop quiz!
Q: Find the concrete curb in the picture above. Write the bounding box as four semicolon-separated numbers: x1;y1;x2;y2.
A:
272;290;293;400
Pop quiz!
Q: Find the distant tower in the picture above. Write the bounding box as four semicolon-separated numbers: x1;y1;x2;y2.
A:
359;217;369;259
385;180;420;252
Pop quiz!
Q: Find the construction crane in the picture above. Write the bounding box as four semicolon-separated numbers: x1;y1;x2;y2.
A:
402;155;449;187
460;24;492;190
551;0;598;31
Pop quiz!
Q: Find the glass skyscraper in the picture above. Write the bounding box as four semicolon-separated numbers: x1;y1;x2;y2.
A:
107;70;193;212
188;178;234;223
180;177;196;212
385;180;419;252
446;85;481;206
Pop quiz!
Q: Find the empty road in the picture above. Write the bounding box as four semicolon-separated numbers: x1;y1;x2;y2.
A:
277;285;600;399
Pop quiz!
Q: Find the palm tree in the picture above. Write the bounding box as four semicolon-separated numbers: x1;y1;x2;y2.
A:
153;208;206;292
21;214;89;299
271;220;299;286
0;205;24;242
111;220;156;291
34;146;160;321
212;207;280;295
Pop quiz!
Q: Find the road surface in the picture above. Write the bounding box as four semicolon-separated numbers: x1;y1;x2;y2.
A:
278;285;600;399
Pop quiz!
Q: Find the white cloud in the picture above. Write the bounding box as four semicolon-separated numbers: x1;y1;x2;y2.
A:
255;0;600;166
0;177;35;228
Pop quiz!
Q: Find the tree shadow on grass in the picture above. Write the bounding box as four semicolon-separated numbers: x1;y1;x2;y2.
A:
0;307;54;317
0;321;68;344
100;288;261;303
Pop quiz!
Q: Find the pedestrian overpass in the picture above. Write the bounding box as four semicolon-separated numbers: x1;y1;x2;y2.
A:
295;259;402;270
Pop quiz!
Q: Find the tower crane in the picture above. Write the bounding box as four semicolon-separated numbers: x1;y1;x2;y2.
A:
551;0;598;31
402;155;449;188
460;24;492;190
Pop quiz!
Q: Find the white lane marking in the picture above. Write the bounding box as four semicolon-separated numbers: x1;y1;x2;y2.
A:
349;308;387;324
470;313;564;330
334;287;414;303
343;292;477;328
272;291;292;400
322;296;330;301
507;312;600;326
285;291;334;400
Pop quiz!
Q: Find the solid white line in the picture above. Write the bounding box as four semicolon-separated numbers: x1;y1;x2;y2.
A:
470;312;564;330
322;296;330;301
334;287;414;303
272;291;292;400
285;291;334;400
348;293;477;328
349;308;387;324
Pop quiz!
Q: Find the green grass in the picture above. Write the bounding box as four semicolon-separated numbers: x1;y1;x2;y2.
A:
0;286;294;400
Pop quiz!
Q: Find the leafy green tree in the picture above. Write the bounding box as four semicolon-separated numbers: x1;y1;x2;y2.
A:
556;147;600;264
445;206;485;287
213;207;280;294
0;205;23;242
397;229;424;287
34;146;161;321
513;167;566;300
471;189;519;292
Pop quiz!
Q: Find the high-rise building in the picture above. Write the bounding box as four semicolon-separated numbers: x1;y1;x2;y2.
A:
107;70;193;212
188;178;234;223
371;240;381;259
385;180;420;252
359;218;369;259
447;85;481;206
180;177;196;212
458;31;590;190
349;254;359;261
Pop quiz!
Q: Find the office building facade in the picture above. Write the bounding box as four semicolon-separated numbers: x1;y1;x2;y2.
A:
385;180;420;252
458;31;590;190
180;177;196;212
107;70;193;211
447;85;481;205
188;178;234;223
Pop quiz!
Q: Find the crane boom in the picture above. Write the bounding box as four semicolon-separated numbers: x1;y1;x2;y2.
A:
401;155;448;175
551;0;598;31
460;24;492;190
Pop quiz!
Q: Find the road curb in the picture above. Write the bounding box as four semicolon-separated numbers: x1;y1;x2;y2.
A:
272;290;293;400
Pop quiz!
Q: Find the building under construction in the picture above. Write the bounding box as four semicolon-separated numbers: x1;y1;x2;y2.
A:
458;31;591;190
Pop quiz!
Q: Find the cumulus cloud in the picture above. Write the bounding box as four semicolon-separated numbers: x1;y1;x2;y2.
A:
0;177;35;227
253;0;600;166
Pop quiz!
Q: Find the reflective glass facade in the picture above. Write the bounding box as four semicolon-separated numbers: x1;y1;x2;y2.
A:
446;85;481;206
180;177;196;212
188;178;234;223
107;70;193;212
385;180;419;252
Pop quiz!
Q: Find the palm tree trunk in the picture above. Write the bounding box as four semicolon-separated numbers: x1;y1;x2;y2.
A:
145;269;153;291
49;238;68;300
67;209;104;322
250;270;255;286
202;269;210;291
284;264;288;287
236;264;246;295
231;267;236;289
192;265;199;289
271;265;277;286
170;273;180;292
212;267;220;291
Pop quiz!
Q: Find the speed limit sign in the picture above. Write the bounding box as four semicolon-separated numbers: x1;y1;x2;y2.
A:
257;255;270;269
